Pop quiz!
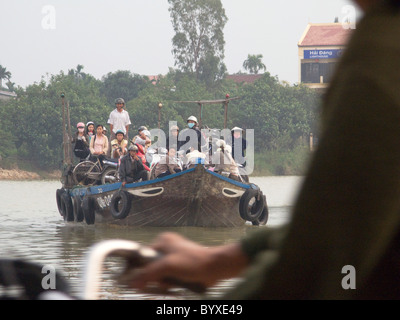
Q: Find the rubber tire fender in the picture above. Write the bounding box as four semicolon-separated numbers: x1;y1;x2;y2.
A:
251;194;269;226
239;188;265;222
72;195;84;222
56;189;65;217
110;190;132;220
82;196;95;225
61;192;74;222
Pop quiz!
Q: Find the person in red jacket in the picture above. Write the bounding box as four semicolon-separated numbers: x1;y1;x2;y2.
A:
134;143;150;172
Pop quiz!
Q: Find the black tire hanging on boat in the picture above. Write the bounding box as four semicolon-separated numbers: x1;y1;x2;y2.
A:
82;196;95;225
56;189;65;216
110;190;132;220
60;192;74;222
72;195;84;222
239;188;265;222
252;195;269;226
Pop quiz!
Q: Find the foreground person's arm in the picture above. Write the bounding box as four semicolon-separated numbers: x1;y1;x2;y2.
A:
128;232;249;291
127;226;288;293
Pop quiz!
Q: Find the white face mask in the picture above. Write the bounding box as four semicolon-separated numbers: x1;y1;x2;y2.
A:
78;128;85;133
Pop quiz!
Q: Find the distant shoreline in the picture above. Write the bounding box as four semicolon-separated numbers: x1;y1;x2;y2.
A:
0;168;61;180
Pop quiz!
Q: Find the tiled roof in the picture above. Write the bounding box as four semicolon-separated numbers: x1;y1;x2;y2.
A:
147;75;159;82
226;74;263;84
298;23;354;47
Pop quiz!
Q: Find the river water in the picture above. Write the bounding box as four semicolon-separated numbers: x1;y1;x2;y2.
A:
0;176;303;300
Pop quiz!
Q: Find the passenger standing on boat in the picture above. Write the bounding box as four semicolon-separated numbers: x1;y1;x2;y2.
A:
72;122;90;161
107;98;131;150
166;125;179;151
229;127;247;168
229;127;249;181
154;148;182;178
119;144;149;186
127;0;400;299
89;124;109;165
178;116;207;154
86;121;95;143
111;130;128;159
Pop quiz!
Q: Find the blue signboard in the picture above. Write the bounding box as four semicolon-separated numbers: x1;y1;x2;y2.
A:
304;49;343;59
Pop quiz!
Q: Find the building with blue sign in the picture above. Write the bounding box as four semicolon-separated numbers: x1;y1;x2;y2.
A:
298;22;354;89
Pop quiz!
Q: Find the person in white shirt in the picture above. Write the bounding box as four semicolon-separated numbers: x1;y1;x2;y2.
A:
107;97;131;157
107;97;131;141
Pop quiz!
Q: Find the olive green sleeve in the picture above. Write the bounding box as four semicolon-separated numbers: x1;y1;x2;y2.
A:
224;2;400;300
216;225;289;300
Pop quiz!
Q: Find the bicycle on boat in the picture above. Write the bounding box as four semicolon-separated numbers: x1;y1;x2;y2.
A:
72;156;120;186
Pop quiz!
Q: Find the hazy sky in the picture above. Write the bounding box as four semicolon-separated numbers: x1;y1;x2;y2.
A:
0;0;360;88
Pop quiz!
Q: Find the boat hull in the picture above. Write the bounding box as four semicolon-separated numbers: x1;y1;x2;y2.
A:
61;165;267;227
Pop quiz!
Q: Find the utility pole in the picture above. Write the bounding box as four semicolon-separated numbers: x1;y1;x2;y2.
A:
158;102;163;129
61;93;72;165
61;93;67;165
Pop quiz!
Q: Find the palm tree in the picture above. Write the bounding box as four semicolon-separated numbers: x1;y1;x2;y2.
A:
0;65;11;89
243;54;267;74
75;64;85;79
68;64;86;82
6;81;15;92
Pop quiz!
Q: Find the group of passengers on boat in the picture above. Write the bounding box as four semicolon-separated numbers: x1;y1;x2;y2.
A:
72;97;249;185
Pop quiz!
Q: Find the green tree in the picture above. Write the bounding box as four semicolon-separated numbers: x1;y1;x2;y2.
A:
243;54;267;74
197;52;227;87
168;0;228;82
68;64;86;81
0;100;18;160
101;70;150;106
6;81;15;92
229;73;319;151
3;70;108;169
0;65;11;89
